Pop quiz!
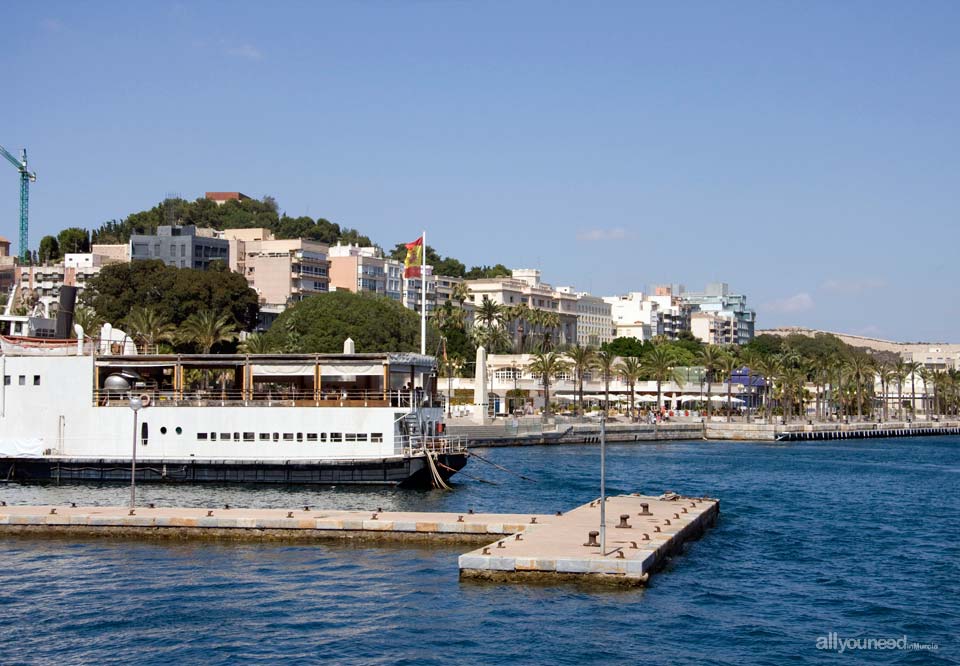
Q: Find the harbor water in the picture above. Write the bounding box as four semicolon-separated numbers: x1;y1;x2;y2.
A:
1;437;957;665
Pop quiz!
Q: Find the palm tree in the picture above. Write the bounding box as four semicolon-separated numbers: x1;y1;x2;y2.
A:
697;345;724;419
594;349;617;415
238;332;276;354
716;353;739;420
526;351;570;416
918;367;934;420
470;323;512;353
891;359;908;422
566;344;596;415
179;309;237;354
754;356;782;422
72;305;103;338
641;345;684;416
876;362;895;422
831;355;847;421
615;356;643;421
906;361;922;420
809;355;832;422
844;355;874;422
507;302;533;353
780;367;807;424
451;282;470;307
125;305;175;353
475;295;504;329
738;348;761;422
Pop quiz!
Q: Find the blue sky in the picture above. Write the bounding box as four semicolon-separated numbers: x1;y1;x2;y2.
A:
2;2;958;341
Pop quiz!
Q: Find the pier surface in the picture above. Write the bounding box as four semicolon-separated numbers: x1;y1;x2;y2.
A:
0;494;718;586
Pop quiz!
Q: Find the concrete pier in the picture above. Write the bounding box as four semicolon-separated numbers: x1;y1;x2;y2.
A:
459;494;719;586
0;494;719;586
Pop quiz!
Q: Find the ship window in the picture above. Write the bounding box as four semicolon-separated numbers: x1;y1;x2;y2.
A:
371;433;383;443
33;375;40;386
3;376;9;386
243;432;255;441
296;433;303;442
319;433;327;442
197;433;208;440
160;426;167;434
18;375;25;385
307;433;318;442
273;433;279;441
283;433;294;441
233;432;240;441
220;433;230;440
356;433;368;442
330;432;342;442
176;427;182;435
210;432;217;441
259;433;270;441
345;433;357;442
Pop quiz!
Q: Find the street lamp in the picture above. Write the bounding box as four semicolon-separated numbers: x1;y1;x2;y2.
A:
128;395;143;508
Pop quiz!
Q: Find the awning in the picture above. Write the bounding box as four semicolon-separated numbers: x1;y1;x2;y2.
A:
322;363;386;377
252;364;316;377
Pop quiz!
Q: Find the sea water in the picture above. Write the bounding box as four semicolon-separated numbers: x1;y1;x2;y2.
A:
0;437;957;665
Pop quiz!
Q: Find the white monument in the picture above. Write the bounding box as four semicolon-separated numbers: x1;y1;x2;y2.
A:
473;345;488;424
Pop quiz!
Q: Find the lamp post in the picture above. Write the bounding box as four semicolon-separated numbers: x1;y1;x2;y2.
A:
599;411;606;554
128;395;143;508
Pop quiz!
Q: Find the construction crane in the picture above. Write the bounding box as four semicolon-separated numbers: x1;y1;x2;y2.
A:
0;144;37;263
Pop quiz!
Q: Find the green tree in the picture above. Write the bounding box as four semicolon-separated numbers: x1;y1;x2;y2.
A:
263;291;437;353
526;351;570;416
179;309;238;354
716;353;739;419
565;344;596;415
641;345;684;414
125;305;176;352
57;227;90;254
698;345;725;419
602;336;648;358
82;260;259;331
238;332;277;354
71;305;102;338
615;356;643;421
844;354;875;422
38;236;60;263
594;349;617;415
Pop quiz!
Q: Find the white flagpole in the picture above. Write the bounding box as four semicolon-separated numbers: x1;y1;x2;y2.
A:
420;230;426;355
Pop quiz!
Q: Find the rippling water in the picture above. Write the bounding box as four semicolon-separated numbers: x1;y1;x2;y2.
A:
1;437;958;665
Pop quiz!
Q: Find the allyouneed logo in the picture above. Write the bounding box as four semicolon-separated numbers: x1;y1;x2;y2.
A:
815;632;939;654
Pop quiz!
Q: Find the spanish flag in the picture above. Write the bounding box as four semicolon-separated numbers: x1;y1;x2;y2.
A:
403;236;423;278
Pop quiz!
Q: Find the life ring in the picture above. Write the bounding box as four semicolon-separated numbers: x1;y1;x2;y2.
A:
139;394;151;408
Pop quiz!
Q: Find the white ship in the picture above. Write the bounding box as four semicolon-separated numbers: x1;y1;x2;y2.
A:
0;329;466;488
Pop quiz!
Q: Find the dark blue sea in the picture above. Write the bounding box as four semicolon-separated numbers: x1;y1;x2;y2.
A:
1;437;957;665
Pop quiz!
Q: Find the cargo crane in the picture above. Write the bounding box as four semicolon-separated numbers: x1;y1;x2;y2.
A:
0;144;37;263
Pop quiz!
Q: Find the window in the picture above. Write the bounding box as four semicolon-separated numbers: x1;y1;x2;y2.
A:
243;432;255;441
18;375;25;386
306;433;318;442
3;376;9;386
176;427;182;435
160;427;168;434
371;433;383;443
296;433;303;442
259;433;270;441
330;432;342;443
345;433;358;442
210;432;217;441
33;375;40;386
220;433;231;441
234;432;240;441
273;433;279;441
283;433;294;441
319;433;327;442
356;433;368;442
197;433;208;441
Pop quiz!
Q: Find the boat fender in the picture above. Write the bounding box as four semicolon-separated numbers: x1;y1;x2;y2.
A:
140;394;151;408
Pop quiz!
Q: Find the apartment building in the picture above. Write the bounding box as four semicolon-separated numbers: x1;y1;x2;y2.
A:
130;225;229;270
465;269;578;348
556;287;613;347
328;244;403;301
682;282;755;345
16;251;127;313
604;292;658;341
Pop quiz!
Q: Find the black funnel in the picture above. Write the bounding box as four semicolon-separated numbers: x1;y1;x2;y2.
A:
56;286;78;339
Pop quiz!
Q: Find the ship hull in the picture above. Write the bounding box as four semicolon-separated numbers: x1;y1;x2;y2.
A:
0;453;467;488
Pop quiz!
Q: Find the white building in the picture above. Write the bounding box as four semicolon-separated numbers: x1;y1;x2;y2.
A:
604;292;658;341
556;287;613;347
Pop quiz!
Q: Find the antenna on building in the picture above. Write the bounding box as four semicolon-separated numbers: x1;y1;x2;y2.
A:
164;192;181;226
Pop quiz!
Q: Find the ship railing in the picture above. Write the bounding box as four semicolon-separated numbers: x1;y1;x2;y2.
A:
399;435;468;457
93;389;437;408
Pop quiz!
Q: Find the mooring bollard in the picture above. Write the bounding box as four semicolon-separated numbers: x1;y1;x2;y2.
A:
515;533;523;541
457;515;464;522
673;513;680;519
556;511;563;516
530;517;537;524
482;547;490;555
664;519;672;525
70;502;76;508
497;541;505;549
304;506;310;512
616;514;631;529
629;541;638;549
654;526;661;533
639;503;652;515
286;511;293;518
468;508;474;514
642;533;650;540
371;513;378;520
224;504;230;510
207;510;214;517
583;530;600;547
128;509;135;516
148;503;155;509
49;508;57;515
616;551;625;559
